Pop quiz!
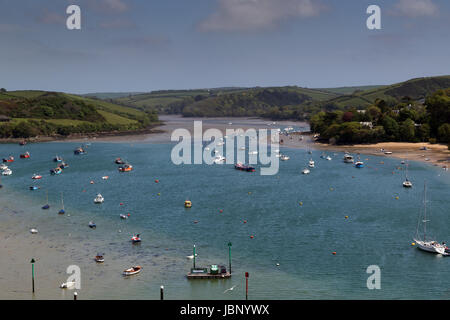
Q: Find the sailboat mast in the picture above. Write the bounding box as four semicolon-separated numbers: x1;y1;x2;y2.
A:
423;182;427;241
61;192;64;210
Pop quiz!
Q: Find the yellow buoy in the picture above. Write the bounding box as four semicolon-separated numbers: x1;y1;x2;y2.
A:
184;200;192;208
411;242;415;246
157;193;161;196
299;202;303;206
395;196;399;200
345;216;348;219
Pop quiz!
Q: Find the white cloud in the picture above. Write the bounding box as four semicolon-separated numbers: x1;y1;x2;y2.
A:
197;0;327;32
391;0;438;17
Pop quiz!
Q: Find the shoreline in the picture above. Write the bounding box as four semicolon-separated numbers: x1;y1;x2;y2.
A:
311;141;450;168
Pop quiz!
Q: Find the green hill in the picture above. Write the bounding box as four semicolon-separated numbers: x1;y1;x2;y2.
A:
0;90;158;138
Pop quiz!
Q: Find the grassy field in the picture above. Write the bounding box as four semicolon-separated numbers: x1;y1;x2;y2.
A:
96;110;138;125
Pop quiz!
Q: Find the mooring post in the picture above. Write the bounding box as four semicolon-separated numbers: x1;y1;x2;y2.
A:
193;244;196;269
245;272;249;300
160;285;164;300
30;258;35;293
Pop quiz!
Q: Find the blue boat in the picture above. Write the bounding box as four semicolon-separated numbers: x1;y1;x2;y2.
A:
30;186;39;190
50;167;62;175
74;146;87;155
89;221;96;228
53;155;63;162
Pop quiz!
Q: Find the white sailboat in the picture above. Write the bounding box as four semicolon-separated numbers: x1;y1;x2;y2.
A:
94;193;104;203
308;159;315;168
403;162;413;188
413;182;446;255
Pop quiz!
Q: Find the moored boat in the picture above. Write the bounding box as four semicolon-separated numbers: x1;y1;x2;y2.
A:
234;163;255;172
74;146;87;155
32;173;42;180
89;221;96;228
53;155;63;162
184;200;192;208
302;168;310;175
308;159;315;168
413;182;446;255
115;157;125;164
50;167;62;175
131;234;141;243
95;254;105;263
2;156;14;163
118;164;133;172
20;152;30;159
343;154;354;163
2;168;12;176
123;266;142;276
94;194;104;203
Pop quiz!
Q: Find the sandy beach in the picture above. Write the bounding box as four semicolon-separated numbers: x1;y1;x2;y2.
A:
311;141;450;168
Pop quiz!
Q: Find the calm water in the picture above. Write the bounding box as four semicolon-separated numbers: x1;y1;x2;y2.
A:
0;141;449;300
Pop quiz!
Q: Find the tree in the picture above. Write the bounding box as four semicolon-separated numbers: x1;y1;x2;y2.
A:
0;88;6;93
437;123;450;143
399;119;415;142
367;106;381;122
416;123;430;142
381;115;399;140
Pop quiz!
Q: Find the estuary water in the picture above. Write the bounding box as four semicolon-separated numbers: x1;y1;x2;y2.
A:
0;139;449;300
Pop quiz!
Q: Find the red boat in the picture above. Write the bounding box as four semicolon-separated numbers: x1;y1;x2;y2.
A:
20;152;30;159
2;156;14;163
32;174;42;180
131;234;141;243
234;163;255;172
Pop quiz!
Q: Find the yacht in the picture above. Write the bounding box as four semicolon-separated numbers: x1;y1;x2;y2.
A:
302;168;310;175
413;182;446;255
308;159;315;168
94;194;104;204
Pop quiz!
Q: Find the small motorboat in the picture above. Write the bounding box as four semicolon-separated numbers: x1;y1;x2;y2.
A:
308;159;315;168
123;266;142;276
95;254;105;263
19;140;27;146
94;194;104;203
20;152;30;159
2;168;12;176
302;168;310;175
42;204;50;210
32;174;42;180
30;186;39;190
280;155;290;161
102;176;109;180
2;156;14;163
74;146;87;155
131;234;141;243
403;179;413;188
384;151;393;155
326;156;332;161
89;221;96;229
60;281;76;289
115;158;125;164
184;200;192;208
53;156;63;162
118;164;133;172
234;163;255;172
58;162;69;169
213;155;226;164
343;154;354;163
0;164;8;170
50;167;62;175
355;161;364;168
30;228;38;234
120;214;128;219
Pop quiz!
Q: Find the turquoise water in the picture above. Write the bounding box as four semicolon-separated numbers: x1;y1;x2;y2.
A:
0;141;449;299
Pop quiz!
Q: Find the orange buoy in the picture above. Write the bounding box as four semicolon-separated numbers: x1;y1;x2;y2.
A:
332;252;336;255
250;235;254;239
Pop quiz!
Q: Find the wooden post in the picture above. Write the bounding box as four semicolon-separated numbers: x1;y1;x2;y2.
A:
245;272;249;300
30;258;35;293
193;245;196;269
228;242;232;274
160;285;164;300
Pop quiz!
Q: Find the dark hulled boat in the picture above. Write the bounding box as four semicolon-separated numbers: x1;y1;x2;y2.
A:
234;163;255;172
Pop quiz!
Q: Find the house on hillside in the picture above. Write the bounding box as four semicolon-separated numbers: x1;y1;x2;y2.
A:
0;115;11;122
360;122;373;129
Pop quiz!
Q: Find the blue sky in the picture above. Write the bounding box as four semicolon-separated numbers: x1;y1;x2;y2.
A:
1;0;449;93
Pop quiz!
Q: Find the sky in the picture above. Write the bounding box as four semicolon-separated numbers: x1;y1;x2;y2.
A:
1;0;449;93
